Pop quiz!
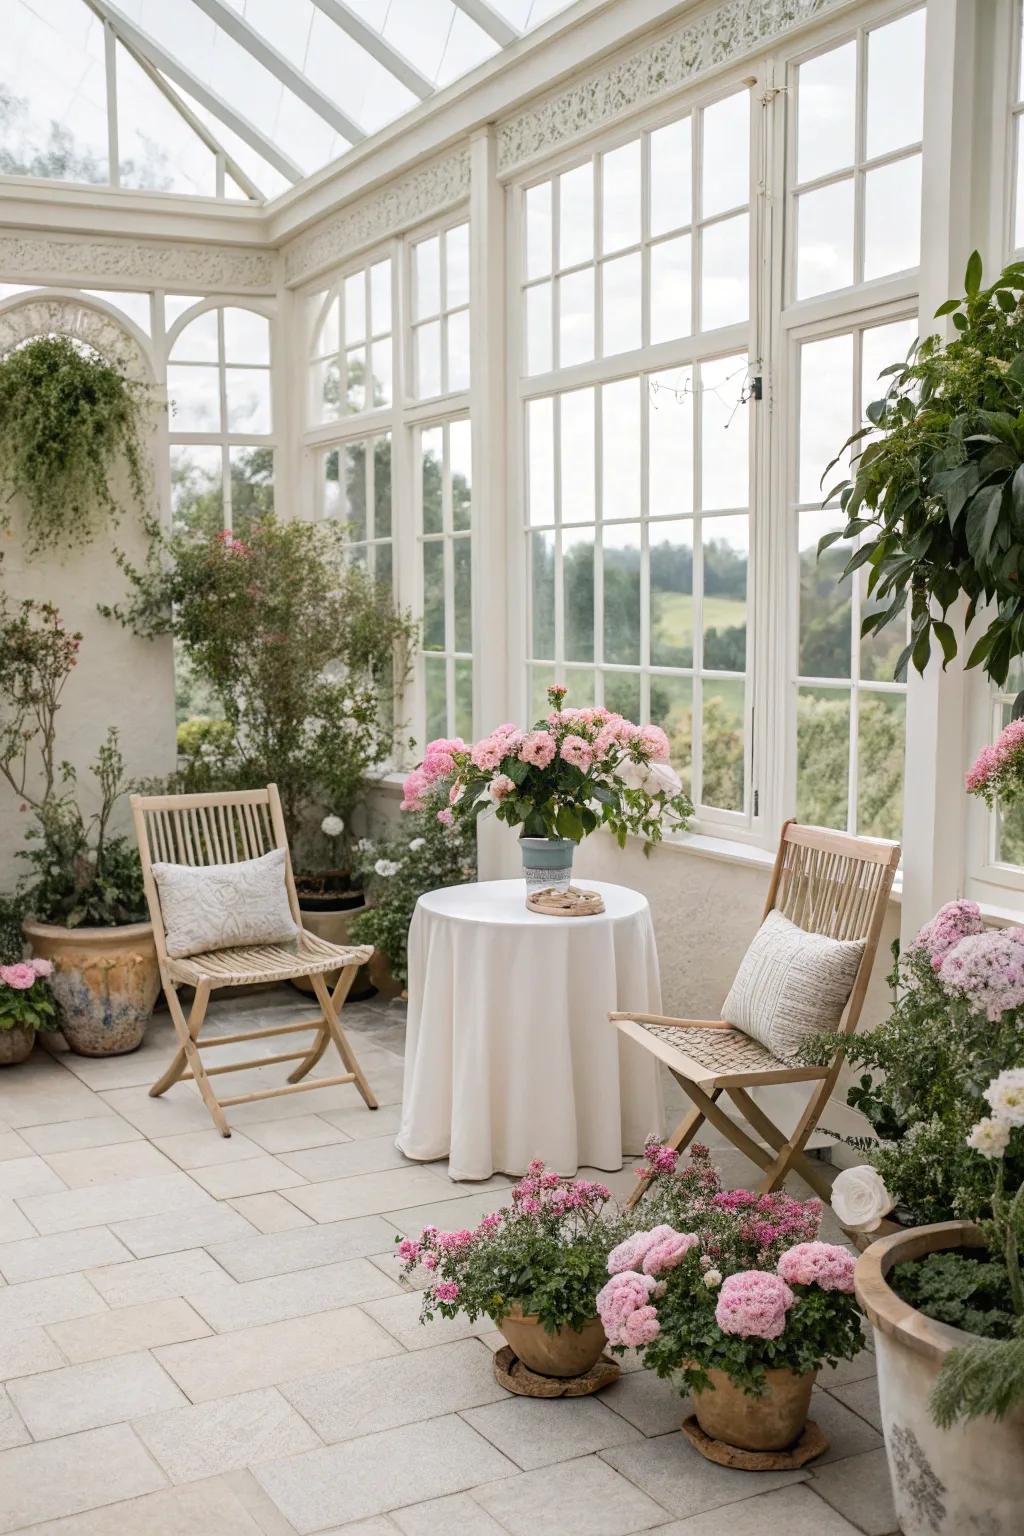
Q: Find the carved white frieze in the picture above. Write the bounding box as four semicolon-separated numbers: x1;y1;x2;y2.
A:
0;296;152;381
0;233;275;292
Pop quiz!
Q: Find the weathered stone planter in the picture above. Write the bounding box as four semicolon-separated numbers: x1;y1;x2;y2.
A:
23;920;160;1057
0;1025;35;1065
498;1308;607;1378
856;1220;1024;1536
692;1366;815;1451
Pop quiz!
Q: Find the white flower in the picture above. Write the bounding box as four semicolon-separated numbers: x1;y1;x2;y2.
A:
356;837;374;854
320;814;344;838
615;757;649;792
830;1165;895;1233
645;761;683;798
408;837;425;852
967;1116;1012;1159
342;697;355;712
374;858;401;878
984;1068;1024;1127
702;1268;722;1289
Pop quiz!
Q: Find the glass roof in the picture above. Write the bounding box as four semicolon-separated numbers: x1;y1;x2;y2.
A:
0;0;576;202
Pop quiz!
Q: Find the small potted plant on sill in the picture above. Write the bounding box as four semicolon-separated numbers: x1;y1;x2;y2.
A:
395;1161;624;1379
611;1142;862;1452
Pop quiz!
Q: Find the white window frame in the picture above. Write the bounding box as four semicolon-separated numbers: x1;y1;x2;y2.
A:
414;412;474;744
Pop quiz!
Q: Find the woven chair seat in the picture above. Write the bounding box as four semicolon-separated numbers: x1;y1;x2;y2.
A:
168;931;373;987
624;1019;801;1084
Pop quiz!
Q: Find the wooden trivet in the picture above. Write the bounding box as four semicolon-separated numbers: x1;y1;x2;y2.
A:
525;885;606;917
493;1345;620;1397
680;1415;829;1470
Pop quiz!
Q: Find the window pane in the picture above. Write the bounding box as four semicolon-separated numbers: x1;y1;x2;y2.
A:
531;530;556;656
446;223;470;308
860;585;907;682
701;354;748;512
799;511;852;678
702;92;749;218
602;379;641;520
651;520;694;668
453;538;472;653
861;319;917;410
604;670;641;722
700;213;748;330
371;260;392;333
650;117;691;237
857;692;905;838
864;155;921;280
526;180;553;279
702;678;745;810
169;365;220;431
528;397;554;525
799;334;853;505
797;687;850;829
344;273;365;345
221;307;269;366
422;541;446;650
313;357;342;423
170;309;219;362
345;348;366;412
564;528;595;662
604;522;641;665
421;427;443;535
447;308;470;391
565;668;596;706
1016;119;1024;253
416;320;442;397
703;517;747;671
374;542;393;594
454;658;473;740
650;234;691;344
559;268;594;366
341;443;367;539
559;162;594;268
866;9;926;159
425;656;447;740
797;41;856;183
229;446;274;537
602;139;641;253
372;339;392;407
312;294;338;358
415;236;441;319
323;448;341;521
796;179;854;299
560;388;595;524
170;445;223;536
373;436;392;539
601;252;641;355
450;419;472;532
526;282;553;375
530;664;556;719
649;368;694;517
650;675;693;787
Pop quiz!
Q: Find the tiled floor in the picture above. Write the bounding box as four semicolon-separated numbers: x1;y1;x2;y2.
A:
0;989;896;1536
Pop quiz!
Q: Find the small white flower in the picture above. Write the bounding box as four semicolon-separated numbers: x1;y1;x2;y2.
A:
374;858;401;878
342;697;355;713
320;814;345;838
984;1068;1024;1127
830;1165;895;1233
408;837;426;852
702;1268;722;1289
356;837;374;854
967;1116;1012;1159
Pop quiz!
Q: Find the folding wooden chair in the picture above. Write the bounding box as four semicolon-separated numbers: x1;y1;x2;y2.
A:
613;820;899;1206
132;784;377;1137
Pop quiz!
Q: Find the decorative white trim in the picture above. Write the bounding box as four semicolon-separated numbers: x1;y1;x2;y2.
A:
284;148;471;285
496;0;850;173
0;233;275;292
0;296;152;381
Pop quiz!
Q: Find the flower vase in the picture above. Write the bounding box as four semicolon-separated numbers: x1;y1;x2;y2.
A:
519;836;574;893
692;1366;816;1451
499;1308;607;1377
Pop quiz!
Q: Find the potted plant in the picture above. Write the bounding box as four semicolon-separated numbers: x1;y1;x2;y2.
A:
402;685;692;894
0;594;158;1055
0;897;58;1065
395;1161;622;1378
607;1142;862;1452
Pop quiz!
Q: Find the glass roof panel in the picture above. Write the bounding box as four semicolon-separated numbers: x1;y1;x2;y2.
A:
116;43;217;197
1;0;108;184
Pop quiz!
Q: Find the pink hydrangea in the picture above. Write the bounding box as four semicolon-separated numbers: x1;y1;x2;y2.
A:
0;963;36;990
490;774;515;801
911;900;985;971
776;1241;856;1293
30;957;53;978
939;927;1024;1020
596;1270;660;1346
396;1239;421;1262
607;1225;678;1275
471;735;506;772
437;808;454;827
519;730;556;768
559;734;593;771
641;1230;699;1277
434;1281;459;1302
715;1271;795;1340
594;716;635;755
636;724;670;762
436;1229;474;1251
966;717;1024;803
400;766;429;811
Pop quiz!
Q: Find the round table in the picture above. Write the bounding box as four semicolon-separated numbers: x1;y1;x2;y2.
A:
397;878;665;1180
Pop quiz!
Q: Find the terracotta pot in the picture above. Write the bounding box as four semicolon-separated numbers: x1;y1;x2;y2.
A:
22;920;160;1057
692;1365;815;1451
856;1220;1024;1536
0;1025;35;1065
498;1308;607;1378
291;897;374;999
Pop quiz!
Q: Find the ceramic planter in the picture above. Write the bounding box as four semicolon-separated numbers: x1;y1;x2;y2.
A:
855;1220;1024;1536
692;1366;815;1451
22;920;159;1057
519;835;574;894
0;1026;35;1065
498;1308;607;1378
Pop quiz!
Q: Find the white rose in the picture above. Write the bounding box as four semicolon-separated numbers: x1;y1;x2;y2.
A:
356;837;374;854
374;858;401;878
645;761;682;798
702;1268;722;1289
967;1116;1012;1159
615;757;649;791
408;837;426;852
320;814;344;838
984;1068;1024;1127
830;1165;895;1233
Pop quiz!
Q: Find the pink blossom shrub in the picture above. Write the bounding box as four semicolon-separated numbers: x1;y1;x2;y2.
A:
714;1270;796;1339
966;717;1024;808
776;1241;856;1293
910;900;985;971
641;1230;699;1276
939;928;1024;1020
596;1270;661;1346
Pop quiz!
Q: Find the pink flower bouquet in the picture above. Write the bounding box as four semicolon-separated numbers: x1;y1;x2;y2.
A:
0;955;58;1045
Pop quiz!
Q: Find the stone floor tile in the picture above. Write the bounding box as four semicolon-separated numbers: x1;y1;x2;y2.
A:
324;1521;400;1536
473;1454;669;1536
10;1473;274;1536
828;1377;884;1433
20;1116;144;1155
599;1434;806;1518
0;1386;30;1449
384;1189;514;1239
599;1370;690;1440
819;1348;878;1390
391;1492;506;1535
320;1102;402;1141
810;1386;884;1464
0;1130;31;1161
19;1173;214;1235
255;1414;516;1532
8;1349;189;1438
360;1291;498;1351
85;1248;233;1307
42;1141;181;1188
368;1248;431;1291
110;1201;257;1258
226;1081;388;1126
190;1155;309;1200
47;1297;212;1363
229;1192;315;1232
184;1256;401;1332
809;1447;899;1536
282;1166;448;1223
0;1271;106;1330
153;1129;265;1169
279;1138;416;1182
0;1075;112;1132
647;1482;867;1535
0;1323;66;1380
0;1225;132;1283
208;1214;401;1281
242;1115;351;1154
281;1338;506;1443
0;1423;167;1533
154;1305;403;1401
98;1085;216;1137
0;1154;66;1197
134;1386;321;1483
56;1037;179;1091
0;1196;36;1243
463;1394;642;1469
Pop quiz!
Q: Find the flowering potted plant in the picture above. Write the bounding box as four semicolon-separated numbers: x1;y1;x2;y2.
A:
602;1142;862;1451
0;939;58;1064
396;1160;622;1378
966;717;1024;811
401;686;692;892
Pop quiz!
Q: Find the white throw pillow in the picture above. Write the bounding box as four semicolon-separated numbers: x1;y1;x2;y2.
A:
152;847;300;959
722;909;865;1061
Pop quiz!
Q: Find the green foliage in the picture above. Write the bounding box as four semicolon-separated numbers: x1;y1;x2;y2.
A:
931;1330;1024;1428
0;335;151;557
0;893;25;965
821;252;1024;688
891;1251;1015;1339
0;971;58;1035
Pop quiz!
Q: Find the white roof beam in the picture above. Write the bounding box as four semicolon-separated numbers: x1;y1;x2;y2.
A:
189;0;366;145
88;0;303;184
451;0;520;49
309;0;433;101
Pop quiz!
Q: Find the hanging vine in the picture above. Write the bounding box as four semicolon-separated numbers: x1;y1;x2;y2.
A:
0;334;153;556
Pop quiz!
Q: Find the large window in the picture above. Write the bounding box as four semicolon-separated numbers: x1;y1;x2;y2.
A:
320;434;393;593
409;222;470;400
308;258;394;425
419;419;473;741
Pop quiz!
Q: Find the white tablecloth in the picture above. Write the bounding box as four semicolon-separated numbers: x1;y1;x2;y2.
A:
398;878;665;1180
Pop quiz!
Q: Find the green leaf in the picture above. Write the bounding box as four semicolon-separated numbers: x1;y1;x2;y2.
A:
933;621;958;666
934;298;962;317
964;249;983;295
952;311;969;332
965;484;1005;565
911;625;932;674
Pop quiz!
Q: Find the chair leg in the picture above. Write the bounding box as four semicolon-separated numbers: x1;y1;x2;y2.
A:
674;1075;775;1175
287;963;358;1084
728;1083;834;1197
155;980;230;1137
310;970;378;1111
625;1094;718;1210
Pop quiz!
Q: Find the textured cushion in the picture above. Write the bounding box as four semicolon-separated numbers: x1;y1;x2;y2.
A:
722;910;864;1061
152;847;299;959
